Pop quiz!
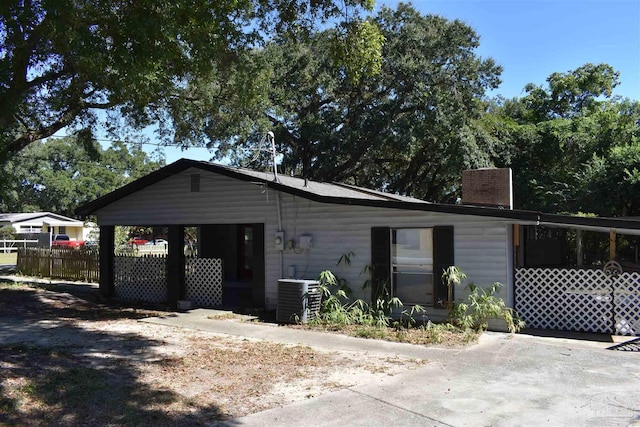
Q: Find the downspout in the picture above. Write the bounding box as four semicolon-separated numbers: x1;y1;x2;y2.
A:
276;190;283;279
268;131;284;279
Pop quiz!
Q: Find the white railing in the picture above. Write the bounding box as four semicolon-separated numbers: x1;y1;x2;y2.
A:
0;239;38;253
136;244;168;255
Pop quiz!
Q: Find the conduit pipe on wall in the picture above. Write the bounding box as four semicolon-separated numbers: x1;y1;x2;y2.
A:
276;190;283;279
268;131;284;279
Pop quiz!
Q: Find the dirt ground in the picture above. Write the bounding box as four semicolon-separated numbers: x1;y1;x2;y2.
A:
0;284;428;426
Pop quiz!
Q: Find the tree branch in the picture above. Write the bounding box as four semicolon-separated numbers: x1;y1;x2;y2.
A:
5;106;82;156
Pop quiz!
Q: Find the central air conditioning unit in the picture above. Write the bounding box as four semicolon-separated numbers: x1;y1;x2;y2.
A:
276;279;321;324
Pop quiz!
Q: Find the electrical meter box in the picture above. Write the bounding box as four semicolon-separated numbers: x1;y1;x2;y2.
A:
299;235;312;250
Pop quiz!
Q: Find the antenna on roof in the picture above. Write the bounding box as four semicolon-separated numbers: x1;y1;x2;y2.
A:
267;131;279;183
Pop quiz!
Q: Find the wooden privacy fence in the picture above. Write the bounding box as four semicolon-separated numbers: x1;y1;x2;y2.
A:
17;248;100;282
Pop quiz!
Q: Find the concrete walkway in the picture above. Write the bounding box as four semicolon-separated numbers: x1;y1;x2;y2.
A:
144;309;640;427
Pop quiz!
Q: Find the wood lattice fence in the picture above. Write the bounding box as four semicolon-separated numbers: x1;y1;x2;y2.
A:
17;247;100;282
112;254;223;306
16;249;224;307
515;267;640;336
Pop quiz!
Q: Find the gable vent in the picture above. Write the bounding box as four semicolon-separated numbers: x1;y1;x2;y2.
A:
190;174;201;192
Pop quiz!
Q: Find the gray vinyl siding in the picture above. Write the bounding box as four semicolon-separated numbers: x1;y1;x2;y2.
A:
94;168;513;311
95;168;277;226
277;195;511;310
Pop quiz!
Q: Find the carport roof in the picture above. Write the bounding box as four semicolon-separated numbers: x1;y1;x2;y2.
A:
76;159;640;234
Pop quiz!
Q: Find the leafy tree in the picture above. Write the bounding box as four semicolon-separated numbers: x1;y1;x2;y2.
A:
191;3;502;202
578;125;640;216
0;0;380;165
2;137;163;216
0;225;16;240
485;64;640;216
518;63;620;121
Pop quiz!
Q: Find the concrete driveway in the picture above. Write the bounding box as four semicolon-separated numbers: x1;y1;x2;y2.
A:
145;310;640;426
211;332;639;426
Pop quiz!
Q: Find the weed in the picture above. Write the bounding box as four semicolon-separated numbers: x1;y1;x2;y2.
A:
313;263;425;332
451;282;525;333
354;326;387;340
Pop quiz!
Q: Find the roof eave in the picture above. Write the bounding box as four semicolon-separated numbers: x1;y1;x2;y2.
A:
75;159;640;233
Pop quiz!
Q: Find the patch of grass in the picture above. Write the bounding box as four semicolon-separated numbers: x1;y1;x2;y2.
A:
23;366;110;405
0;252;17;264
353;326;388;340
0;281;23;289
207;313;237;321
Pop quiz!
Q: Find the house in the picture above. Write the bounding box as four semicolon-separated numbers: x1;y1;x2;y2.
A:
0;212;86;242
76;159;640;335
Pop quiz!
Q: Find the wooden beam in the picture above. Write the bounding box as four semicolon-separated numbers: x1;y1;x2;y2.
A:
98;225;115;297
576;229;583;266
610;229;616;261
513;224;521;267
167;225;185;307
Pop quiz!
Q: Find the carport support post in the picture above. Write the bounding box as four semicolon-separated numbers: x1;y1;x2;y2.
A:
99;225;115;297
609;229;616;261
167;225;185;307
576;229;583;266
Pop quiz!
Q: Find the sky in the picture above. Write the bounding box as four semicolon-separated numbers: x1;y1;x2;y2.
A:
154;0;640;163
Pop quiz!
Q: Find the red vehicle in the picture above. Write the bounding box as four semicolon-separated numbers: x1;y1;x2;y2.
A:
51;234;85;248
129;237;148;245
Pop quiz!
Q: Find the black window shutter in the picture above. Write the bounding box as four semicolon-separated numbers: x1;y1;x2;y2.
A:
370;227;391;301
433;226;454;307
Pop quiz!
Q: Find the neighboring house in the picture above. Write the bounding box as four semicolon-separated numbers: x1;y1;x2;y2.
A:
0;212;85;241
76;159;640;335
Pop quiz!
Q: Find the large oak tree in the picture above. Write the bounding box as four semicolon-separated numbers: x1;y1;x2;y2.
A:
0;0;379;164
186;3;502;202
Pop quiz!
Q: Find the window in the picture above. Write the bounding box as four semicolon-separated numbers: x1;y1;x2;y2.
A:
371;226;453;308
19;226;42;233
392;228;434;306
58;226;66;234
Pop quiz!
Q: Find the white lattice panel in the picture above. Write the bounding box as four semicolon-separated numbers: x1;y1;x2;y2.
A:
515;268;614;333
185;258;223;307
613;272;640;336
114;256;168;303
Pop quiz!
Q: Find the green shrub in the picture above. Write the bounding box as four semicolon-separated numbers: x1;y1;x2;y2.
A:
451;282;525;333
312;267;420;329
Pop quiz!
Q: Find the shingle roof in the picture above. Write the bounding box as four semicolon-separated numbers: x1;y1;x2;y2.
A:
76;158;640;233
209;163;429;203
